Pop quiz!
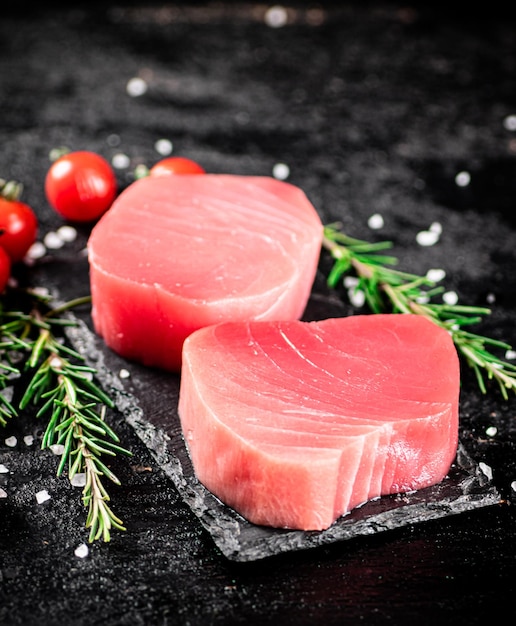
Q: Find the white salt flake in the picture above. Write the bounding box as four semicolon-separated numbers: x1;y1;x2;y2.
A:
75;543;89;559
50;444;65;456
343;276;359;289
486;292;496;304
126;76;148;97
0;488;7;498
503;115;516;131
505;349;516;360
56;225;77;243
36;489;51;504
24;435;34;446
154;138;173;156
416;230;439;247
0;464;9;473
5;436;17;448
478;462;493;481
272;162;290;180
25;241;46;260
429;221;442;234
112;153;131;169
485;426;497;437
348;288;366;308
426;268;446;283
367;213;384;230
44;232;64;250
119;368;131;379
455;171;471;187
511;480;516;494
443;290;459;306
70;473;86;488
265;5;288;28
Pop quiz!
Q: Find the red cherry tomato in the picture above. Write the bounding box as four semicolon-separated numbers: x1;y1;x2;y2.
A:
149;157;205;177
0;245;11;292
0;182;38;263
45;151;117;222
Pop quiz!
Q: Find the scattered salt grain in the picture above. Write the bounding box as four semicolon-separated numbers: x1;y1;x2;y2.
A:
265;5;288;28
50;444;65;456
455;171;471;187
0;488;7;498
119;368;131;379
25;241;46;260
348;288;366;308
36;489;51;504
24;435;34;446
154;138;173;156
126;76;148;97
112;153;131;169
486;293;496;304
478;462;493;481
426;268;446;283
485;426;497;438
443;290;459;305
75;543;89;559
56;225;77;243
511;480;516;494
343;276;359;289
70;473;86;488
505;349;516;360
503;115;516;131
44;232;64;249
367;213;384;230
5;436;17;448
272;162;290;180
0;464;9;474
416;230;439;247
429;222;442;235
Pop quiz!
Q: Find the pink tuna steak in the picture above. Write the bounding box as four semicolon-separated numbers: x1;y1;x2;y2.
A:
178;314;460;531
88;174;323;371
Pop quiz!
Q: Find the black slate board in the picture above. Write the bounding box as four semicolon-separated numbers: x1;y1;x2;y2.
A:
39;259;501;562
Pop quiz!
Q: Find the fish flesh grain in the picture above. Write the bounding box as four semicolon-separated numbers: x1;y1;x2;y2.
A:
87;175;323;371
178;314;460;531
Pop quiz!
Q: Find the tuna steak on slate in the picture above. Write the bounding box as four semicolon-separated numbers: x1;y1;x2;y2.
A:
178;314;460;531
87;174;323;371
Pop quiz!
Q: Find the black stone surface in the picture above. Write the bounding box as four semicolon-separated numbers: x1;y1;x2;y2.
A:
1;2;516;624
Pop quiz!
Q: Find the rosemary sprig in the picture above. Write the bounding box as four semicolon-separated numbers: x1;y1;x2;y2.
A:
0;288;131;541
322;223;516;399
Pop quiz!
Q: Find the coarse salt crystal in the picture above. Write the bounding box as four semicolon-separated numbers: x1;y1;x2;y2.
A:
154;138;173;155
265;5;288;28
442;290;459;305
36;489;51;504
455;171;471;187
343;276;359;289
416;230;439;247
429;222;442;234
485;426;497;437
25;241;46;260
272;162;290;180
478;462;493;481
70;473;86;488
367;213;384;230
511;480;516;493
486;293;496;304
56;225;77;243
126;76;148;97
50;444;65;456
112;153;131;169
505;349;516;360
348;288;366;308
74;543;89;559
503;115;516;131
44;232;64;250
5;436;17;448
0;488;7;498
426;268;446;283
0;464;9;473
24;435;34;446
119;368;131;379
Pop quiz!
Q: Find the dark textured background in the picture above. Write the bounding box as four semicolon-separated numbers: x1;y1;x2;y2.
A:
1;3;516;624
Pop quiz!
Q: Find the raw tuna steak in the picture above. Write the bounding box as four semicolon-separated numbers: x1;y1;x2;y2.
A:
88;174;323;371
178;314;460;531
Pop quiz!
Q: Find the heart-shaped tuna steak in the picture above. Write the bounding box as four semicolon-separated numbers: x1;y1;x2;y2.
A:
88;174;323;372
178;314;460;531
